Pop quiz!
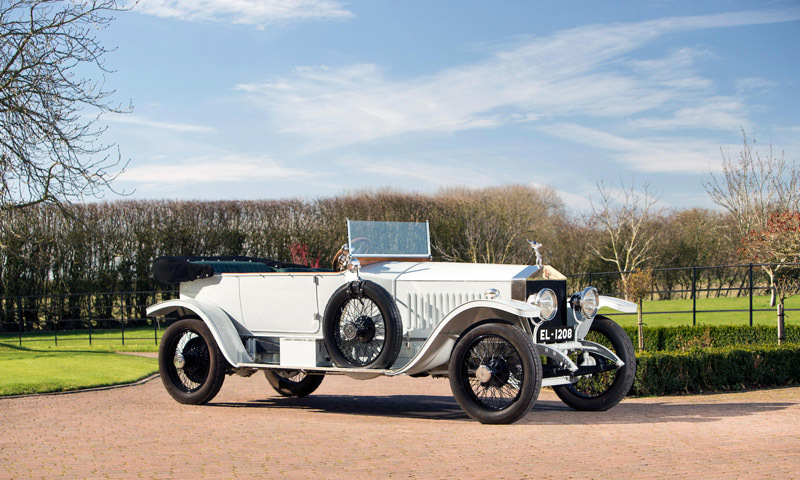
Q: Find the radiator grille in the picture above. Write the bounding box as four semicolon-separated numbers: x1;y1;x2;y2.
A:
405;291;481;330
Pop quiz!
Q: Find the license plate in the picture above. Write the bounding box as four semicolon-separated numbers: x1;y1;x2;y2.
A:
537;326;574;343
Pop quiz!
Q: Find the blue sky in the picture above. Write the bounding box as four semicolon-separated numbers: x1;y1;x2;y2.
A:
98;0;800;211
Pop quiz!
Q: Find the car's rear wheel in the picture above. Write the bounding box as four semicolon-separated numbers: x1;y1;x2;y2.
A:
159;317;228;405
553;315;636;411
322;281;402;369
264;370;324;397
448;322;542;424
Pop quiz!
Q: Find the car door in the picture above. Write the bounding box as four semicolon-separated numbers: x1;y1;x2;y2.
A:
238;273;321;334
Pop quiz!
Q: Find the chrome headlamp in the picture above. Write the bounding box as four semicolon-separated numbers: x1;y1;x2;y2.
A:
527;288;558;321
571;286;599;321
346;257;361;273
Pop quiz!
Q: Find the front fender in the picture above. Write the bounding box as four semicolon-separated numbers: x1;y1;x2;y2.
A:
147;299;253;367
575;295;637;339
390;298;540;376
598;295;637;313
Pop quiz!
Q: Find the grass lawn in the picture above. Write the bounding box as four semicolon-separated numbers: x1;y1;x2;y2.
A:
602;294;800;328
0;346;158;396
0;326;163;352
1;293;797;396
0;327;161;396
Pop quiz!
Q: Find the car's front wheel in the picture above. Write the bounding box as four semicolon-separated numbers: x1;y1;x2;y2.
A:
264;370;324;397
448;322;542;424
159;317;228;405
552;315;636;411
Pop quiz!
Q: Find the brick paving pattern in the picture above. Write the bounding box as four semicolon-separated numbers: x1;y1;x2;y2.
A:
1;372;798;479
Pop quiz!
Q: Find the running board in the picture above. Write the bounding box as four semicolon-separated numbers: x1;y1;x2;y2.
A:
236;363;396;376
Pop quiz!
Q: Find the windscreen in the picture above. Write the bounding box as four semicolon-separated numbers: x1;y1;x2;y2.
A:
347;220;431;257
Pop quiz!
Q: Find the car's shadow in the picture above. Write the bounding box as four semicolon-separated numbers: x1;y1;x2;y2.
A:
209;393;796;424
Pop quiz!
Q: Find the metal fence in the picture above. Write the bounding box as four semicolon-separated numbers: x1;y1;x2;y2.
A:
0;290;177;347
2;262;798;348
567;262;800;326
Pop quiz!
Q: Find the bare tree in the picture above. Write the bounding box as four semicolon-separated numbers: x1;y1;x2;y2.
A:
591;179;661;298
625;267;653;350
703;130;800;305
0;0;129;214
741;211;800;344
433;185;564;265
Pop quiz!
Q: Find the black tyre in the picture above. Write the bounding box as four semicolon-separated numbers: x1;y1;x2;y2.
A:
448;323;542;424
322;281;402;369
159;317;228;405
264;370;324;397
553;315;636;411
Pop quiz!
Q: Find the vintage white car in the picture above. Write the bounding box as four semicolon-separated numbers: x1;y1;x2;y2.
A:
147;220;637;424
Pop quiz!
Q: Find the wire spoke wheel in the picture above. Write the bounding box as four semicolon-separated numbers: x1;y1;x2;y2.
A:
158;317;227;405
264;370;324;397
334;296;386;366
462;335;524;410
567;329;617;398
171;330;211;392
323;281;402;369
553;315;636;411
449;322;541;424
275;370;307;383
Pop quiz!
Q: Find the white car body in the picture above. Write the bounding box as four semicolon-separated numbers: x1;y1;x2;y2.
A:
148;220;637;423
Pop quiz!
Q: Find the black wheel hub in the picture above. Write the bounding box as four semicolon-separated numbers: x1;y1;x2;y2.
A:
181;337;209;384
343;315;376;342
481;358;510;388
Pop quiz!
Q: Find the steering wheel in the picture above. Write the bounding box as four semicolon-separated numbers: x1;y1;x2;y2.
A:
331;237;372;271
349;237;371;255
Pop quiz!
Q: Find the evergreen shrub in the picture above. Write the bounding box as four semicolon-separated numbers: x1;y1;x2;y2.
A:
633;344;800;396
622;325;800;351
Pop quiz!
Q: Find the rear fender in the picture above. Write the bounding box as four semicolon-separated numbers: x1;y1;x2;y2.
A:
147;299;253;367
390;298;541;376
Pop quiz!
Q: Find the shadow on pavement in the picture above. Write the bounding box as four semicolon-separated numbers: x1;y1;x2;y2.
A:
210;394;468;421
521;398;796;425
209;393;796;424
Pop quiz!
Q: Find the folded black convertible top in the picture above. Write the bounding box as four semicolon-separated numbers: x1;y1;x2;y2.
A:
153;256;315;284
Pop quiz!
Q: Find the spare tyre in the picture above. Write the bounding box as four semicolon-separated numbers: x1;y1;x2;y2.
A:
322;281;403;369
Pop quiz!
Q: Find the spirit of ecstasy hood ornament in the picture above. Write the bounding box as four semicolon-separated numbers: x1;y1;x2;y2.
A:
527;240;543;267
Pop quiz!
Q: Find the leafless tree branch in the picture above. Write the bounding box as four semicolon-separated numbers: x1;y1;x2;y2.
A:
591;178;662;298
0;0;131;216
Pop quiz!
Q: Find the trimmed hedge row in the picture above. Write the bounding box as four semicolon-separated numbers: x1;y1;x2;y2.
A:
622;325;799;351
633;343;800;396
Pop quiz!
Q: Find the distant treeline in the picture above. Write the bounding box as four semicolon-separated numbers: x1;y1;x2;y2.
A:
0;185;745;298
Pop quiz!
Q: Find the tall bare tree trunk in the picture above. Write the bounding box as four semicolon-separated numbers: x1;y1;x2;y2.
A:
637;299;644;351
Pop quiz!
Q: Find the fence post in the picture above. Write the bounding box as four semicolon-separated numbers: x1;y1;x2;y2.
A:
53;295;57;347
120;294;125;346
691;266;697;326
88;295;93;347
17;300;23;347
588;272;593;286
153;291;158;345
748;263;753;327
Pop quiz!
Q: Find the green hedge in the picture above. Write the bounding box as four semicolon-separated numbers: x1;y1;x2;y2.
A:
632;343;800;396
622;325;800;351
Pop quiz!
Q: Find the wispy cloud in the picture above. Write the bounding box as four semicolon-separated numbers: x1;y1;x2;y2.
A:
134;0;353;25
236;8;799;163
630;97;749;131
530;182;593;211
537;123;725;173
119;155;316;184
338;155;506;189
736;77;778;93
106;114;216;133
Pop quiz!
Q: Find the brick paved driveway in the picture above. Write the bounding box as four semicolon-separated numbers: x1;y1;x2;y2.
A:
1;373;798;479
